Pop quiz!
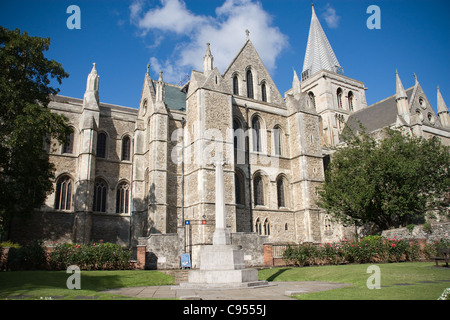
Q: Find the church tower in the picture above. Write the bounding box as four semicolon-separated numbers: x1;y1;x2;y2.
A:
437;86;450;128
300;4;367;147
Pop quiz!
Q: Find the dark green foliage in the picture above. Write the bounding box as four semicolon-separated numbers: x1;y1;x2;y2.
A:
317;127;450;231
0;26;71;238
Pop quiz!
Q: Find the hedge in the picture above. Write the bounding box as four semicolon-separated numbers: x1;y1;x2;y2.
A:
1;240;132;271
282;236;450;266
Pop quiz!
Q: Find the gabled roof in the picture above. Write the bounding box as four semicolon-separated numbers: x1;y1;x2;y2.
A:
302;5;341;77
346;87;414;133
151;80;186;111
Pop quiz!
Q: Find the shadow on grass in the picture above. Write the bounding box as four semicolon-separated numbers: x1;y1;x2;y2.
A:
266;268;290;282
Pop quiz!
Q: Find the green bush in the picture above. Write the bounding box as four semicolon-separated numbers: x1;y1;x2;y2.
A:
282;236;440;267
6;240;47;271
49;241;132;270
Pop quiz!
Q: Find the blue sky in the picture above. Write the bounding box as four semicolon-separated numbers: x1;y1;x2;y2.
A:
1;0;449;114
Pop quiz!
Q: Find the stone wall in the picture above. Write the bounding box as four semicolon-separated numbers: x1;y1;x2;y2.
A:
381;222;450;242
142;229;268;270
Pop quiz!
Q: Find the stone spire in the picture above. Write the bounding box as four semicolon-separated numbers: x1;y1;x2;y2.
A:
203;43;214;73
437;86;450;127
395;70;409;115
302;4;341;79
155;71;165;103
83;63;99;110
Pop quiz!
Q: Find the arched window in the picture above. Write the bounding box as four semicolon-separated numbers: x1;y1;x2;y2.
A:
233;75;239;95
233;120;240;150
253;175;264;206
97;132;107;158
348;91;354;111
252;116;262;152
337;88;343;109
264;218;270;235
93;179;107;212
277;178;285;208
273;126;282;156
63;130;74;154
122;136;131;161
116;182;129;214
246;69;254;99
308;91;316;109
55;175;73;210
255;218;262;235
261;82;267;102
235;172;245;205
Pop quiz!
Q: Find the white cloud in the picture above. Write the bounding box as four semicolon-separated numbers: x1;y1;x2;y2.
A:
130;0;288;83
322;3;340;29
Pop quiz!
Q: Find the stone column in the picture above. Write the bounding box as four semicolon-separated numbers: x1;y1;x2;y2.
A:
212;157;231;245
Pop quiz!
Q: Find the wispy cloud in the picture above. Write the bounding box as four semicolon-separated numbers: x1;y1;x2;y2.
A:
322;3;340;29
129;0;289;83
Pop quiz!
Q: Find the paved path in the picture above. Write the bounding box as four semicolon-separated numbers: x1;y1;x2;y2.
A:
102;281;351;300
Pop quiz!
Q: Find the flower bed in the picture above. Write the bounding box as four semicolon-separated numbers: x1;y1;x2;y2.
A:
1;240;132;271
49;241;132;270
282;236;450;266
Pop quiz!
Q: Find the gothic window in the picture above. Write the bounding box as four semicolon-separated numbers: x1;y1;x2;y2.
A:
273;126;282;156
63;130;74;154
233;120;241;149
253;175;264;206
264;218;270;235
235;172;245;205
93;179;107;212
122;135;131;161
337;88;343;109
277;178;285;208
97;132;107;158
261;82;267;102
255;218;262;235
252;116;262;152
116;182;129;214
348;91;354;111
55;175;73;210
233;75;239;95
308;91;316;109
246;69;254;99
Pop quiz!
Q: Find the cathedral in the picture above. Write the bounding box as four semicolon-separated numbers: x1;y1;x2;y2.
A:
10;5;450;267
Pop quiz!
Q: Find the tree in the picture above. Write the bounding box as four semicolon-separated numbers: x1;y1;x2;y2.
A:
0;27;71;240
317;127;450;232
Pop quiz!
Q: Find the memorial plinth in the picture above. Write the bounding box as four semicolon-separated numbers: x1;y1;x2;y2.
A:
180;157;267;288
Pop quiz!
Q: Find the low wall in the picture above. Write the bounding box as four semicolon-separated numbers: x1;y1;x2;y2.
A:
140;230;268;270
381;222;450;242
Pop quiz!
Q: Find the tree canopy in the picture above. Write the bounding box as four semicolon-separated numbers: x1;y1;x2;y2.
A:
0;27;71;239
317;127;450;232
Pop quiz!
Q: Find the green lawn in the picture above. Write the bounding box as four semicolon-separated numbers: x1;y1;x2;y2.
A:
0;270;174;300
0;262;448;300
258;262;450;300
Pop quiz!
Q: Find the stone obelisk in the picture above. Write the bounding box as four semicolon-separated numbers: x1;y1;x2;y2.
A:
182;155;265;288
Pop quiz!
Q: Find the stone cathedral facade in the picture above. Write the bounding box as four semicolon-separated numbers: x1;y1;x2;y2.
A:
10;5;450;267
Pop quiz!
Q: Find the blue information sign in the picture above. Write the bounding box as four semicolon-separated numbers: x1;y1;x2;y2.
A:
185;220;190;225
181;253;191;269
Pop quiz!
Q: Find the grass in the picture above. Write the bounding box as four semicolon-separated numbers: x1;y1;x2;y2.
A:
258;262;450;300
0;262;448;300
0;270;174;300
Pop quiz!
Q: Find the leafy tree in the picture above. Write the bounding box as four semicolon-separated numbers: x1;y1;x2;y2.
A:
0;27;70;239
317;127;450;232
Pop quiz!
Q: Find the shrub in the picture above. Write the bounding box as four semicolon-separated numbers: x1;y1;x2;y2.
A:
6;240;47;271
282;236;433;267
49;241;132;270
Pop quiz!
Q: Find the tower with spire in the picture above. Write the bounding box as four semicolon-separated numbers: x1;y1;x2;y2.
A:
298;4;367;147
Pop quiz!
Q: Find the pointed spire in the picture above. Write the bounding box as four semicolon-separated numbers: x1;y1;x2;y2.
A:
292;69;301;96
83;62;99;110
302;4;341;78
437;86;450;127
203;42;214;73
156;71;164;103
395;70;407;100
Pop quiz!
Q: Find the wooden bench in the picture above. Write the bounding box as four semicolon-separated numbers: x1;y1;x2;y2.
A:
433;248;450;267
